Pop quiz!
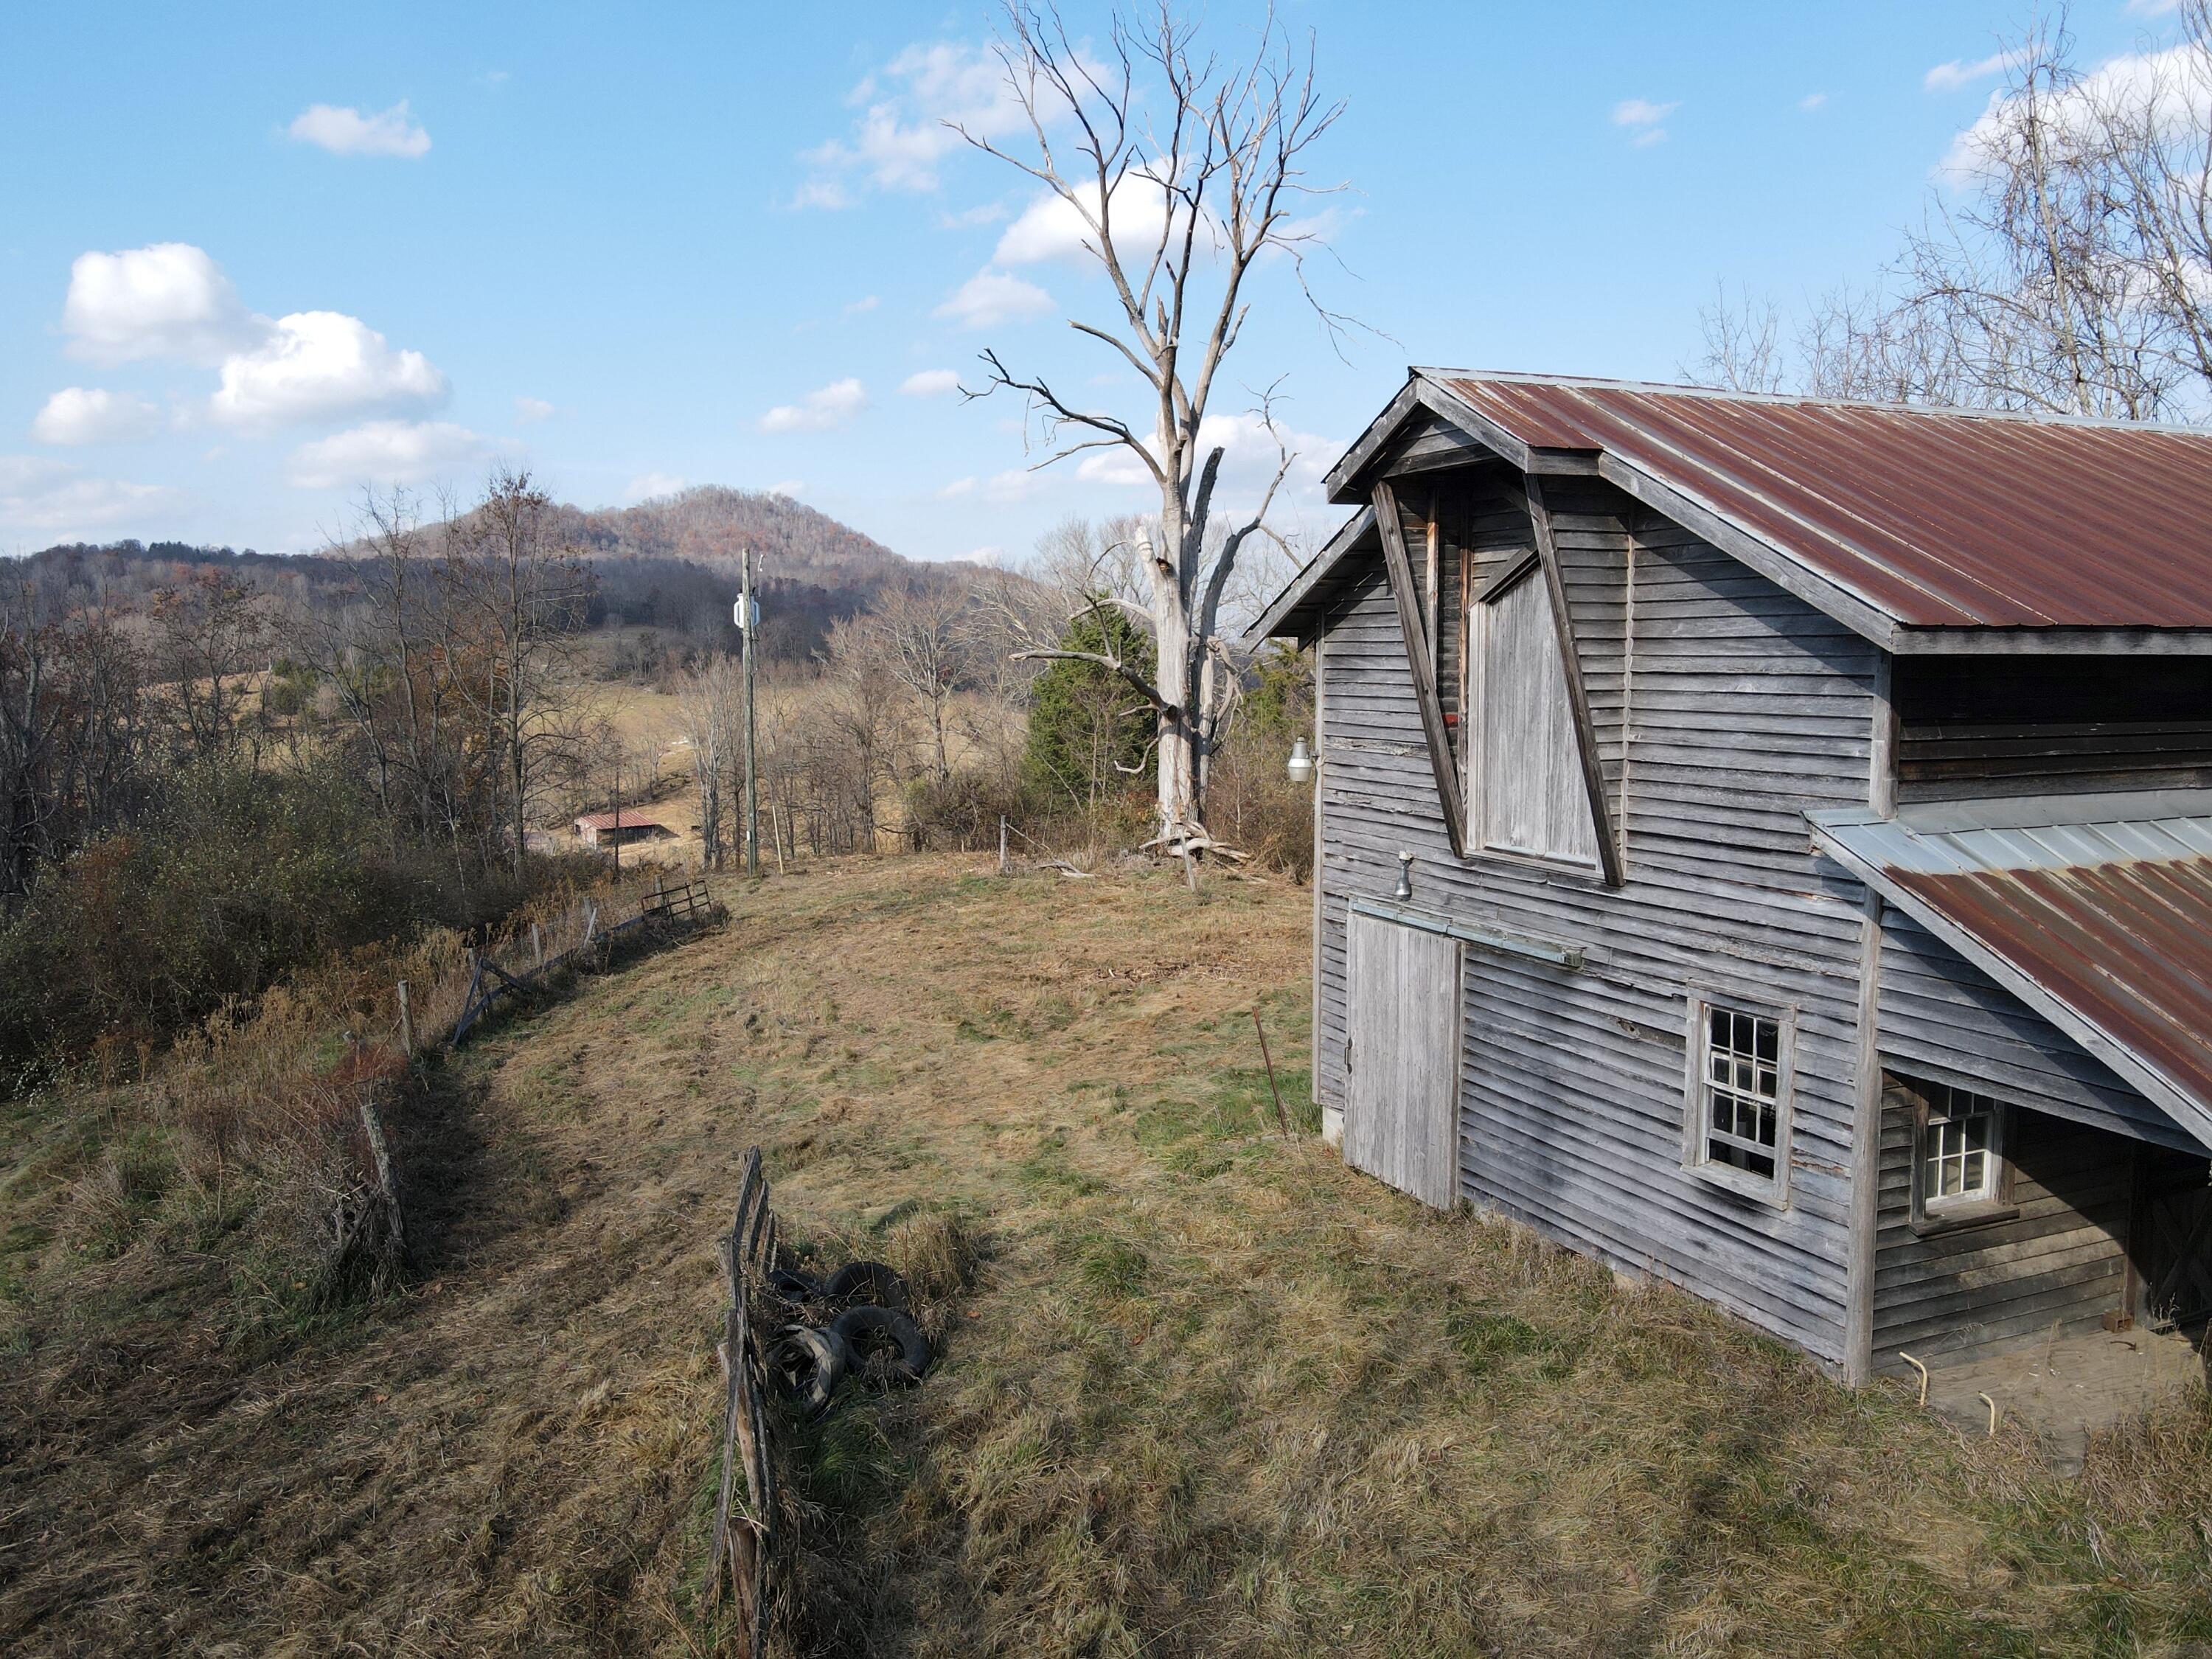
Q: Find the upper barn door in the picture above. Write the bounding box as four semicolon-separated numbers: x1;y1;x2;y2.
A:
1345;908;1462;1208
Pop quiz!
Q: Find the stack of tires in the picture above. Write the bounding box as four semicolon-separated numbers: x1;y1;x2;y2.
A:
764;1260;934;1419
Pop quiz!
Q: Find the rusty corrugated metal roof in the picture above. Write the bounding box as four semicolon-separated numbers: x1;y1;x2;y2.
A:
574;810;664;831
1427;372;2212;630
1811;796;2212;1151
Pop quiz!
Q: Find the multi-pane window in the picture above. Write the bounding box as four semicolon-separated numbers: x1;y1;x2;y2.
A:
1698;1004;1784;1186
1921;1082;2000;1209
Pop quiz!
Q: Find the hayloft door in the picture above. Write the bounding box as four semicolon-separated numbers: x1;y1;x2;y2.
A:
1344;908;1462;1209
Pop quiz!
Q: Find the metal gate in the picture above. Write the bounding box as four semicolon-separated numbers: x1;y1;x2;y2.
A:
1344;907;1462;1209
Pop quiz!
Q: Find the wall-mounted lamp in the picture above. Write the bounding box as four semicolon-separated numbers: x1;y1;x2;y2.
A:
1394;851;1414;901
1286;734;1315;785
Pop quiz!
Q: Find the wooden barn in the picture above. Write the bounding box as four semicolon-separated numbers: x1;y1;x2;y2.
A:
1251;370;2212;1395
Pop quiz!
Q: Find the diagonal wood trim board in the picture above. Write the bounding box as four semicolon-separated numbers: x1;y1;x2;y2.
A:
1371;478;1470;856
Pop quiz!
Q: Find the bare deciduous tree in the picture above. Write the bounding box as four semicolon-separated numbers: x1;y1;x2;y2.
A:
956;1;1346;855
448;468;595;880
675;652;743;869
1695;6;2212;422
866;580;970;781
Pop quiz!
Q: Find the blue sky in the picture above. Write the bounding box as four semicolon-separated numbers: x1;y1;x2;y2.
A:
0;1;2182;563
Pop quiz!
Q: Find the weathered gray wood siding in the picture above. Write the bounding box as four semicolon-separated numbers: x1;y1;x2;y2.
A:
1314;473;1879;1365
1876;906;2199;1152
1872;1080;2132;1367
1897;723;2212;801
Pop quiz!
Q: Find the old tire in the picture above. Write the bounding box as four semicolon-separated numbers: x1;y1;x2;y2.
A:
767;1267;824;1306
823;1260;910;1312
830;1305;932;1388
768;1324;849;1419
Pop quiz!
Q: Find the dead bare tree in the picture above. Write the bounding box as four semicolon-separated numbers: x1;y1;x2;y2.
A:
956;1;1346;856
675;652;743;869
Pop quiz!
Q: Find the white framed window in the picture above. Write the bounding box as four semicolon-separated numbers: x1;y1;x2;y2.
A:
1900;1075;2013;1229
1683;995;1794;1203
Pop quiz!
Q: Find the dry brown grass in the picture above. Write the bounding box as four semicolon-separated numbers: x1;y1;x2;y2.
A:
4;855;2210;1657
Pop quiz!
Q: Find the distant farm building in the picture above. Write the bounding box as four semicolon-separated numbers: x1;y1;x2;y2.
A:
573;810;673;847
1253;369;2212;1415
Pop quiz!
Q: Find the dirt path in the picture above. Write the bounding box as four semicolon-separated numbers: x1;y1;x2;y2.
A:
7;855;2207;1657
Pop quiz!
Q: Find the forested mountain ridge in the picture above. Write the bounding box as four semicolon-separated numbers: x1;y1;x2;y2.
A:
17;484;981;663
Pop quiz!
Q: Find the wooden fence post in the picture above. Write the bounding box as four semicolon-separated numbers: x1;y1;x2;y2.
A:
999;815;1009;874
397;980;413;1058
532;923;543;970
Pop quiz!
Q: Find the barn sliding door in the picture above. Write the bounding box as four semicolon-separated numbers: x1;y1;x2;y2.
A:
1345;909;1463;1209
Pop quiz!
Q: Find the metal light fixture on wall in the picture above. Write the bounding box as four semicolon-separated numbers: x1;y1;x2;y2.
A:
1394;851;1414;901
1286;734;1315;784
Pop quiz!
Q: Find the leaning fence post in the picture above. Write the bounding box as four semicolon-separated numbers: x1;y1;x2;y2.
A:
397;979;414;1058
531;923;543;970
999;815;1009;874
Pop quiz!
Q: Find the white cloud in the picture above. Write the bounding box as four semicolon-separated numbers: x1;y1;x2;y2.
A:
514;395;557;422
288;100;431;158
788;178;852;210
934;268;1053;330
0;455;184;539
1800;92;1829;112
623;470;688;502
765;479;804;498
939;201;1012;229
31;388;164;446
901;368;962;397
1074;410;1333;506
288;420;496;488
1925;52;2017;92
992;173;1183;268
939;467;1051;504
62;243;254;365
57;245;448;437
1613;97;1679;128
2129;0;2180;13
1632;128;1669;148
844;295;880;314
981;467;1045;502
1941;40;2212;178
799;42;1033;200
758;376;868;433
210;310;447;430
951;546;1005;566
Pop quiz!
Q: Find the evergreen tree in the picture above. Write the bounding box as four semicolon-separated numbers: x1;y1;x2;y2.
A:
1021;605;1155;809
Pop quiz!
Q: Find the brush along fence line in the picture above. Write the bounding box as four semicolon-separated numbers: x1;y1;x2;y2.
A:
703;1148;936;1652
439;877;719;1046
707;1148;781;1650
333;877;724;1301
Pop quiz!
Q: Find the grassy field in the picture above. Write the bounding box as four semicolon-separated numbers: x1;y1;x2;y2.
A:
4;855;2211;1656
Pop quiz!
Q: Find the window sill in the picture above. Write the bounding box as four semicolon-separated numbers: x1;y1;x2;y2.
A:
1463;841;1610;886
1684;1158;1790;1211
1910;1201;2019;1238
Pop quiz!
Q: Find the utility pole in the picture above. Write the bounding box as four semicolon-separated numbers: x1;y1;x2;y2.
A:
740;548;759;877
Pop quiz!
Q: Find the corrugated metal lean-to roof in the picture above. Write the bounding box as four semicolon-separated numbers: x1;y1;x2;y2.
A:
1811;796;2212;1153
